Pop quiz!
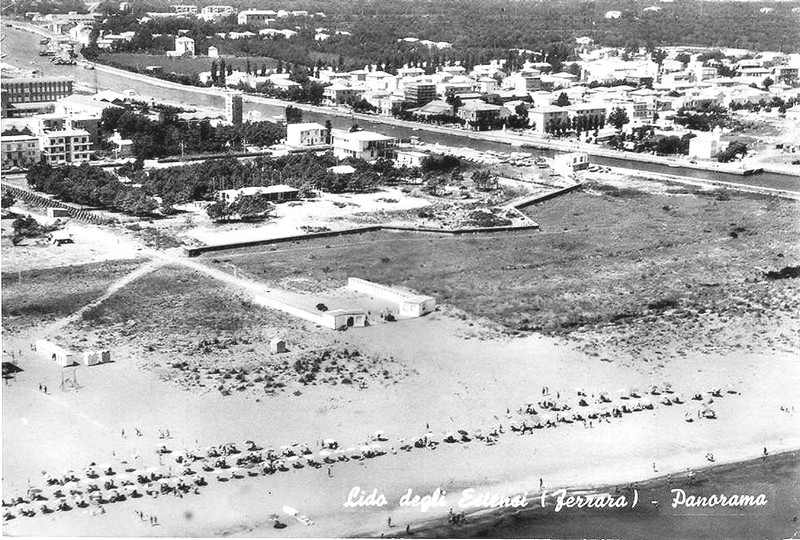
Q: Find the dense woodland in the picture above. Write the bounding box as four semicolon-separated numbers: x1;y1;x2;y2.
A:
78;0;800;73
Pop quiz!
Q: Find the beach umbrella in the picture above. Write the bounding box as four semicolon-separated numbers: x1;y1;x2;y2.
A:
629;387;640;398
663;382;673;392
282;506;298;517
318;450;332;458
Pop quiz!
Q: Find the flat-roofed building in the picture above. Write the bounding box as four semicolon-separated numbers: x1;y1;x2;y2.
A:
172;4;197;15
1;135;41;169
286;122;328;147
323;84;363;107
237;9;277;26
199;5;233;21
404;82;437;107
527;105;569;134
39;128;93;164
331;129;396;160
1;76;74;118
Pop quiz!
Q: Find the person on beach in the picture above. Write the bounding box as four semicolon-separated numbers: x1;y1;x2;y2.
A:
539;478;544;490
387;517;392;528
406;524;411;535
763;447;768;457
122;429;125;438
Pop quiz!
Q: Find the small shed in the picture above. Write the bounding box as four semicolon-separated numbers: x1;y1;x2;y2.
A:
320;309;367;330
269;338;287;353
400;295;437;317
35;339;76;367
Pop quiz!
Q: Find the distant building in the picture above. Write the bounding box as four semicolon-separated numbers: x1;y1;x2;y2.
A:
331;129;396;161
457;100;507;129
172;4;198;15
395;149;430;168
224;92;243;125
323;84;363;107
1;76;74;118
207;46;219;58
237;9;276;25
0;135;41;169
199;5;233;21
286;122;328;147
39;128;93;164
527;105;569;134
216;185;299;203
689;127;727;160
404;82;437;107
167;36;195;57
552;152;589;176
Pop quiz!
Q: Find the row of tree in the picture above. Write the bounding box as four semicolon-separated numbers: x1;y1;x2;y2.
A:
26;162;158;216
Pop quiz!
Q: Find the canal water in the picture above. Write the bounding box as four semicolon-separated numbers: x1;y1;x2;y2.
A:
5;25;798;191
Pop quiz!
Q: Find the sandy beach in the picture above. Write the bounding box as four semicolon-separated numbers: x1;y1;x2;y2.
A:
3;308;799;537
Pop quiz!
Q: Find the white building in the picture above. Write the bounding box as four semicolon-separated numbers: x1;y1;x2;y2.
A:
1;135;41;169
237;9;276;26
331;129;396;161
172;4;197;15
286;122;328;147
689;128;727;160
199;5;233;21
166;36;195;57
39;128;93;164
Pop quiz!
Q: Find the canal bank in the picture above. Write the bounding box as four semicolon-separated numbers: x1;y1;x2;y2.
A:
4;21;798;193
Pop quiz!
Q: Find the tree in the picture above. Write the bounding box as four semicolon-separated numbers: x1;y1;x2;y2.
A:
210;59;218;85
651;49;668;66
608;107;630;131
1;193;16;209
717;140;748;163
218;58;227;87
763;77;774;90
285;105;302;124
555;92;571;107
324;120;332;144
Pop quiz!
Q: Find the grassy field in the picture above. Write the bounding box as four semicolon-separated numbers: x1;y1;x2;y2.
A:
201;183;799;357
67;265;409;395
1;259;143;332
98;52;277;76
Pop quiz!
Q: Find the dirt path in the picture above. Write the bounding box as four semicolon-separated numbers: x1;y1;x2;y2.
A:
40;258;166;336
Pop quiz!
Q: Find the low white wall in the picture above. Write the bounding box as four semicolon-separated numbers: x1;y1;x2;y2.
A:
253;295;330;328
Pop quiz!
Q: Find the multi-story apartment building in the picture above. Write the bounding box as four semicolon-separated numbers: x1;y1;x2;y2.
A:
286;123;328;147
404;82;437;107
39;128;93;164
330;129;396;161
323;84;363;107
1;76;74;118
527;105;569;134
0;135;41;169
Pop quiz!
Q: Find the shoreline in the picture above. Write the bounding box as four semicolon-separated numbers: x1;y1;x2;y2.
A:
383;448;800;539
